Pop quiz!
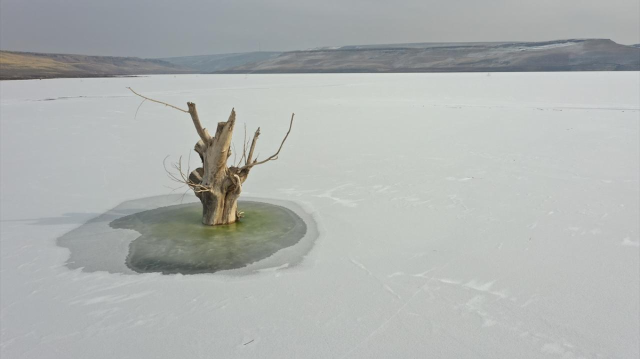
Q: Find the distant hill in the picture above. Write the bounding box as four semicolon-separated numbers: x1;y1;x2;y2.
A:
2;39;638;80
160;52;281;73
221;39;640;73
0;51;194;80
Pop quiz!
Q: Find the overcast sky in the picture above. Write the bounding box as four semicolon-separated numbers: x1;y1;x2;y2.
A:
1;0;638;58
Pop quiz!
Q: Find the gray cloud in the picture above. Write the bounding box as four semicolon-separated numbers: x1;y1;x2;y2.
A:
1;0;638;58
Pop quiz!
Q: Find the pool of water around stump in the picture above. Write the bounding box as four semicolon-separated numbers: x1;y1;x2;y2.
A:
56;195;316;275
112;201;306;274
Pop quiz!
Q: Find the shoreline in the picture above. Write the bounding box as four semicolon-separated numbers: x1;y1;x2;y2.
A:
4;68;640;81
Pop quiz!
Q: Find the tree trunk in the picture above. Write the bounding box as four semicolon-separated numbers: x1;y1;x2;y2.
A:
186;106;249;226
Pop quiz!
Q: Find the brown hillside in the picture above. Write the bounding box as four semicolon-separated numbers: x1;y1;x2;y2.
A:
0;51;194;80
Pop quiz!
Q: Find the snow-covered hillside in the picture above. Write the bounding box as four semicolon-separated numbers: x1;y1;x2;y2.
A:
1;73;638;358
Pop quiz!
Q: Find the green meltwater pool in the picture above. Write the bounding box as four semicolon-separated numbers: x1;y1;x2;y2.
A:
56;195;317;275
111;201;307;274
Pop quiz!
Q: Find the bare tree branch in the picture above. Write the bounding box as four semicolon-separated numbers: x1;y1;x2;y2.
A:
127;87;189;113
187;102;212;143
127;87;212;143
242;113;294;170
246;127;260;166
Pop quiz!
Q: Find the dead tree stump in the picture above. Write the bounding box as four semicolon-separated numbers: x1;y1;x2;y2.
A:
128;88;294;226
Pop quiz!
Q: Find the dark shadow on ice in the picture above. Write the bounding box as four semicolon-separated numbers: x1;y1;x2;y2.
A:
56;195;317;275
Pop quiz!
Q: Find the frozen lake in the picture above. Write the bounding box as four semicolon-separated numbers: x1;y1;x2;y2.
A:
1;73;639;358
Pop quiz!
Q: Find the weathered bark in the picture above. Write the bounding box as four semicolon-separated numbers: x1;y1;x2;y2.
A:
183;104;294;226
186;107;241;225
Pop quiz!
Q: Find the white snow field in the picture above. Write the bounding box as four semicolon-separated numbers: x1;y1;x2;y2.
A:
1;73;639;358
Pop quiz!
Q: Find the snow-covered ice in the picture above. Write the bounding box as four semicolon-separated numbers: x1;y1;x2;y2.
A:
1;73;639;358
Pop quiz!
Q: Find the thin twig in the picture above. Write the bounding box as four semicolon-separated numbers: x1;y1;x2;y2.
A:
238;123;248;167
134;99;147;119
180;187;191;203
232;143;237;165
163;155;211;193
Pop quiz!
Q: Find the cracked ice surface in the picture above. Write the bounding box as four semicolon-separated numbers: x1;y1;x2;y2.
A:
1;73;639;358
